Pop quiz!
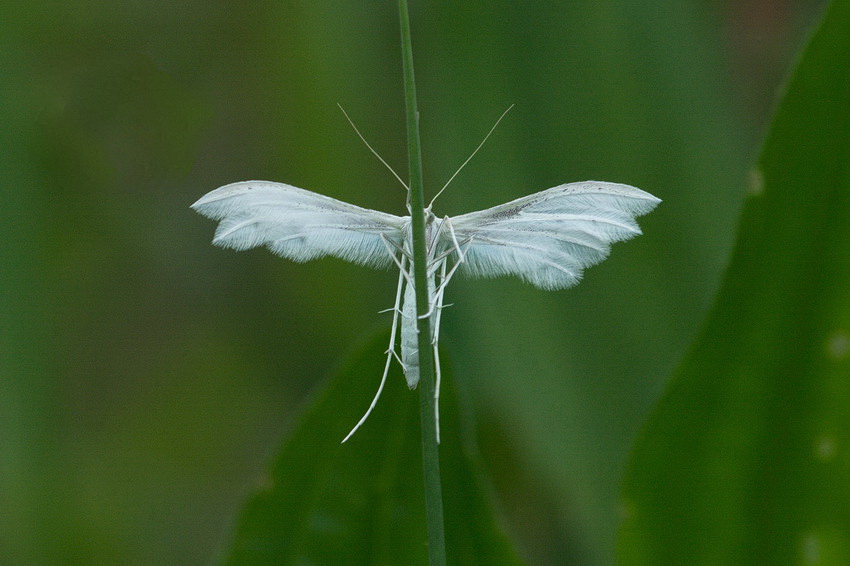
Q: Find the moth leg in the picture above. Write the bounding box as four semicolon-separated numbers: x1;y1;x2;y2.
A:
342;254;407;443
433;340;442;444
421;217;470;310
381;233;415;288
431;258;448;443
443;216;470;263
431;238;470;265
382;232;411;261
426;215;448;259
427;235;473;310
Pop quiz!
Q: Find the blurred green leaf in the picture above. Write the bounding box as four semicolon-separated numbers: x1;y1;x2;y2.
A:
222;333;522;565
618;2;850;563
2;1;823;564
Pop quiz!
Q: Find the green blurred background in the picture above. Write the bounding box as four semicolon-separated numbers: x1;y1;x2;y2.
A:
0;1;826;564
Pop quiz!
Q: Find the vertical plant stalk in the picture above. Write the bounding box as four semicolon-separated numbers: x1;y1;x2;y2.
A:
398;1;446;564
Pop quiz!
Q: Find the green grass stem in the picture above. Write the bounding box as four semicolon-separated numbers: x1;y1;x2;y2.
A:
398;2;446;565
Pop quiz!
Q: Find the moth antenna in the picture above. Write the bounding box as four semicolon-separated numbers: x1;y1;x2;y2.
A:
428;104;514;210
338;104;409;192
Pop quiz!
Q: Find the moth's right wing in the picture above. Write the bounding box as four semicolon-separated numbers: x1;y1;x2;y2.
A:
445;181;660;290
192;181;408;268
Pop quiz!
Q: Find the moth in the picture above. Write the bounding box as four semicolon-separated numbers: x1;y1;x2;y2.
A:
192;114;660;442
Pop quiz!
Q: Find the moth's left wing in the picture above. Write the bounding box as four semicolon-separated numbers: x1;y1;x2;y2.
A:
192;181;408;268
445;181;660;290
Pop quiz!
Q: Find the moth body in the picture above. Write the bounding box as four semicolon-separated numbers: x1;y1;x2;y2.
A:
400;267;437;389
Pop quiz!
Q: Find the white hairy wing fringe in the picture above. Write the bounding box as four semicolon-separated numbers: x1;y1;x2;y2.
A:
447;181;661;290
192;181;407;267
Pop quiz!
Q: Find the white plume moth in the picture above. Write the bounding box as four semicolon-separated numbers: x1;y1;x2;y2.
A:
192;108;660;443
